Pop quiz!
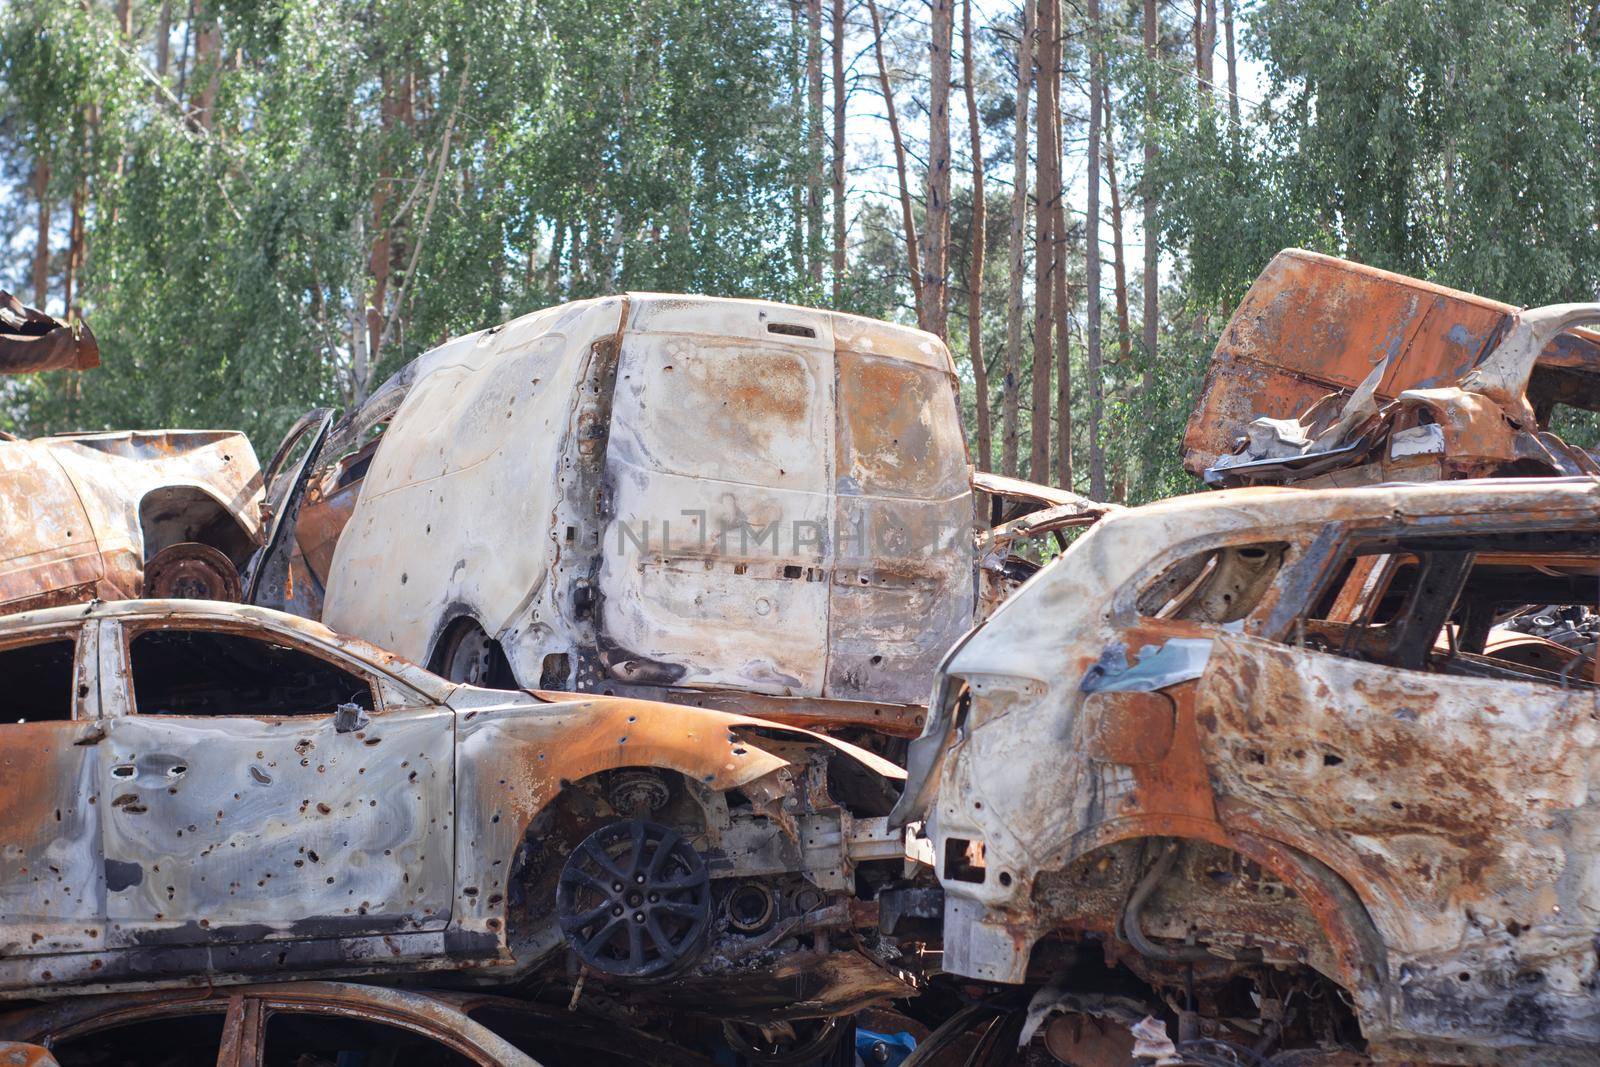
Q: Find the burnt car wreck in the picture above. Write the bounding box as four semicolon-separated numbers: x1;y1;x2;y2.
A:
273;293;1097;745
898;476;1600;1064
7;260;1600;1063
0;599;930;1032
1187;249;1600;488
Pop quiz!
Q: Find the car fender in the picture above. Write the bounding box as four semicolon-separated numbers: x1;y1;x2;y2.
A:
449;692;901;948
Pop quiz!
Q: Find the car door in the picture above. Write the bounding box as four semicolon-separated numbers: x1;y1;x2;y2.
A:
601;296;837;695
1189;513;1600;946
96;614;455;954
0;620;105;970
828;319;974;703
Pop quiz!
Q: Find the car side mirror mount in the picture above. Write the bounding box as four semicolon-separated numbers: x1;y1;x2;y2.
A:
334;702;370;734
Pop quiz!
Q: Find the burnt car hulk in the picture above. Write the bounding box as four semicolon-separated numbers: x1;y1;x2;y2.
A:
892;476;1600;1064
0;290;268;615
0;599;926;1022
264;292;1103;743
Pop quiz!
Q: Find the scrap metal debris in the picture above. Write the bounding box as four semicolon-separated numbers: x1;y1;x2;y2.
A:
0;290;97;376
1187;249;1600;487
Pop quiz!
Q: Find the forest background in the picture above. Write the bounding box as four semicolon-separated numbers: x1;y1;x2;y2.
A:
3;0;1597;502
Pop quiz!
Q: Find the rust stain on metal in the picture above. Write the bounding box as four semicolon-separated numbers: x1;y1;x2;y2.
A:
1187;249;1600;488
904;475;1600;1063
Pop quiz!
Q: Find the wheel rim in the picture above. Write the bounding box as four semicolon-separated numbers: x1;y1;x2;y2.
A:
143;542;242;601
556;818;712;980
440;625;496;684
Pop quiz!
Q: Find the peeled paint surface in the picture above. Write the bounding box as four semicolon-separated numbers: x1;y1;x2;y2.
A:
0;598;909;1016
320;292;977;727
0;430;263;613
916;476;1600;1063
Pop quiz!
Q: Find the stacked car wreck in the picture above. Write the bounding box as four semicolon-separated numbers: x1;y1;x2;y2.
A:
897;251;1600;1065
4;253;1599;1063
0;289;1067;1064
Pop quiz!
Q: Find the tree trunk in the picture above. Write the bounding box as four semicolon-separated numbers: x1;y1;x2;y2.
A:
1194;0;1215;97
1103;81;1131;366
367;71;399;365
192;6;221;131
1223;0;1239;128
1050;7;1070;491
117;0;132;38
156;2;171;76
546;218;567;297
32;158;51;309
788;2;806;279
1085;0;1105;499
806;0;825;288
1030;0;1057;484
1002;0;1035;478
924;0;953;338
1206;0;1218;86
962;0;992;469
831;0;846;302
1192;0;1204;93
177;0;193;100
866;0;924;325
65;172;85;316
1141;0;1157;397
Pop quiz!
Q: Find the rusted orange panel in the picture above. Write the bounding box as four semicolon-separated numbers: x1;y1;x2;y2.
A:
1183;249;1600;472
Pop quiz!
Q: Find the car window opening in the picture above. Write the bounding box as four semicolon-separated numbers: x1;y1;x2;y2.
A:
262;1010;475;1067
1301;528;1598;687
48;1010;227;1066
1;637;76;723
129;629;375;716
1138;542;1289;624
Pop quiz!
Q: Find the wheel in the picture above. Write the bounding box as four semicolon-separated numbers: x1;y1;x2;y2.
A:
143;542;242;601
433;619;515;687
556;818;712;980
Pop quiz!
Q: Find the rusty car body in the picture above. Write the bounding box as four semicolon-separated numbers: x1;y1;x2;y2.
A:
893;475;1600;1063
1186;249;1600;488
1;290;266;615
0;598;929;1022
0;430;264;614
274;293;1099;742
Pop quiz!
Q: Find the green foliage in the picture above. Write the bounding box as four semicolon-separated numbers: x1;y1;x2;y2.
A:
3;0;1596;495
2;0;808;447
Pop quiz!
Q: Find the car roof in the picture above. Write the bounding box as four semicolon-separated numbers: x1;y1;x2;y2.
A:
0;599;451;699
1100;476;1600;543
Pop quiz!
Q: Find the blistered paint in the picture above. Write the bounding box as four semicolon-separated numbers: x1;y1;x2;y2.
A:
319;293;995;731
906;476;1600;1063
0;599;911;1016
0;430;263;613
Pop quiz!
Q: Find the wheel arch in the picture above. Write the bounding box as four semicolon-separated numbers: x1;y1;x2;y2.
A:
1034;817;1393;1015
137;484;257;569
449;699;795;960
